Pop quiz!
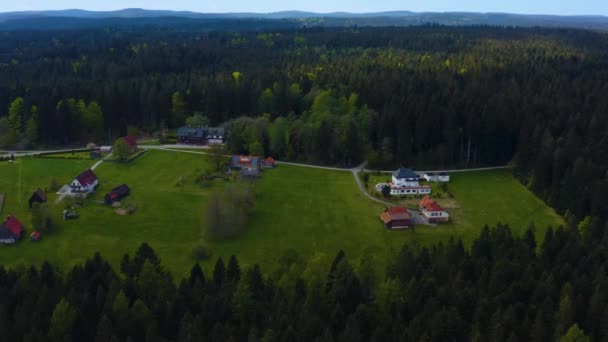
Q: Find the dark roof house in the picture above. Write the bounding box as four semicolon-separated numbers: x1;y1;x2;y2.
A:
71;169;99;193
393;167;419;181
104;184;131;204
29;188;47;208
177;126;206;144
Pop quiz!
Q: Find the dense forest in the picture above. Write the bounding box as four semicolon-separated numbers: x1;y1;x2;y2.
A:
1;222;607;342
0;26;607;219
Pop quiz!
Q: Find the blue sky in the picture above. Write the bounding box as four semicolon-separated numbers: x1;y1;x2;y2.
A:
3;0;608;16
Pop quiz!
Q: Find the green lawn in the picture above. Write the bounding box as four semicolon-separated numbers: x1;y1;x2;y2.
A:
0;152;564;277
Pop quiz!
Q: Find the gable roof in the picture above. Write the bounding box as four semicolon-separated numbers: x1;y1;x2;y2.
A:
76;169;98;187
393;167;419;180
419;195;445;212
32;188;47;202
207;127;225;137
122;135;137;147
177;126;205;138
4;215;23;237
380;206;410;224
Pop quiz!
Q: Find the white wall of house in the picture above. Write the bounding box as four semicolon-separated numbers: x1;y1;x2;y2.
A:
438;175;450;182
422;209;450;220
392;175;419;187
70;179;99;193
390;187;431;196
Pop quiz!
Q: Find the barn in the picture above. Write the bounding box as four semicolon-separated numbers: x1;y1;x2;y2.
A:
379;206;411;229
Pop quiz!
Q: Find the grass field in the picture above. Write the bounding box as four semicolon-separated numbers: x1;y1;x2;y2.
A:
0;151;564;277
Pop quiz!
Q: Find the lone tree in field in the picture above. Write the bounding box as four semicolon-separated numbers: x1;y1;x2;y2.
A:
209;144;227;172
113;138;130;161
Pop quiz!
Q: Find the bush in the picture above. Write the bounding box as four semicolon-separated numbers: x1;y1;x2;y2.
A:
49;178;61;192
192;245;212;260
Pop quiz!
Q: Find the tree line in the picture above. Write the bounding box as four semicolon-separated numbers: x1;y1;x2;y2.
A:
1;220;607;341
0;26;606;216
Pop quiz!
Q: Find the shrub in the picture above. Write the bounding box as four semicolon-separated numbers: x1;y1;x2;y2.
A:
192;245;212;261
49;178;61;192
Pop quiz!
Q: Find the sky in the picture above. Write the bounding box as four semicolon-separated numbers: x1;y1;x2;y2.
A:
2;0;608;16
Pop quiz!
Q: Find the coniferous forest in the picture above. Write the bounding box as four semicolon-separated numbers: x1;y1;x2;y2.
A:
1;22;608;341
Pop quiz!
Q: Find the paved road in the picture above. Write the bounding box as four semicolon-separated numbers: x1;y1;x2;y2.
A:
365;165;510;174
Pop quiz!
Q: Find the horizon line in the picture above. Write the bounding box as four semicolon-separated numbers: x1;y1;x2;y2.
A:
0;8;606;18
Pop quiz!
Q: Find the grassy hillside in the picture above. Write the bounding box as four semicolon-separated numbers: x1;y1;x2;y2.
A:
0;151;563;277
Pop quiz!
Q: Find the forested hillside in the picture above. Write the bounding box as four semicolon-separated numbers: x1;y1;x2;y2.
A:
0;25;606;219
1;224;607;341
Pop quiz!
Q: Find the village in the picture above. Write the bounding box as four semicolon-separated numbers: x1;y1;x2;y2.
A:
0;123;455;247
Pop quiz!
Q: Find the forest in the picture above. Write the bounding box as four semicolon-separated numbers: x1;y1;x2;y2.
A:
0;21;608;341
1;222;607;342
0;25;607;220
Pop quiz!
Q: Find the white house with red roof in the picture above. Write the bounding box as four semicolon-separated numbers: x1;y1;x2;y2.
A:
70;169;99;194
419;196;449;223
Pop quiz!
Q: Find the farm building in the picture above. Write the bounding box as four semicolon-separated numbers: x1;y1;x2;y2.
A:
379;206;411;229
104;184;131;204
419;196;450;223
28;188;47;208
207;127;226;144
70;169;99;194
0;215;24;245
392;168;420;187
231;155;261;170
422;172;450;183
376;167;431;196
122;135;138;153
177;126;226;145
177;127;205;144
30;231;42;242
261;157;277;169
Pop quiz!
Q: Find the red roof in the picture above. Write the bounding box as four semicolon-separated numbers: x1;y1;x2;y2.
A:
419;196;445;212
4;215;23;237
76;169;98;187
30;231;41;238
122;135;137;147
380;206;410;224
265;157;277;164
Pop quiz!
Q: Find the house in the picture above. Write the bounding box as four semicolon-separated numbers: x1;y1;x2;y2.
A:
70;169;99;194
386;167;431;195
104;184;131;204
30;231;42;242
392;168;420;187
206;127;226;145
122;135;138;153
177;126;205;144
379;206;411;229
422;172;450;183
419;196;450;223
230;155;261;171
28;188;47;209
261;157;277;169
100;146;112;153
0;215;24;245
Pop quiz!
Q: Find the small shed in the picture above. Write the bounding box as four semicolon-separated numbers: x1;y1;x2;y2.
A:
104;184;131;204
29;188;47;209
30;231;42;242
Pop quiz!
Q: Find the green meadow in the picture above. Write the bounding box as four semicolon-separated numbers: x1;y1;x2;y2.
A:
0;150;563;277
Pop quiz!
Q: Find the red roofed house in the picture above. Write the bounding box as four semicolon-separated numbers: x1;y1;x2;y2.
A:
419;196;449;223
379;206;411;229
70;169;99;194
0;215;24;245
122;135;138;153
261;157;277;169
